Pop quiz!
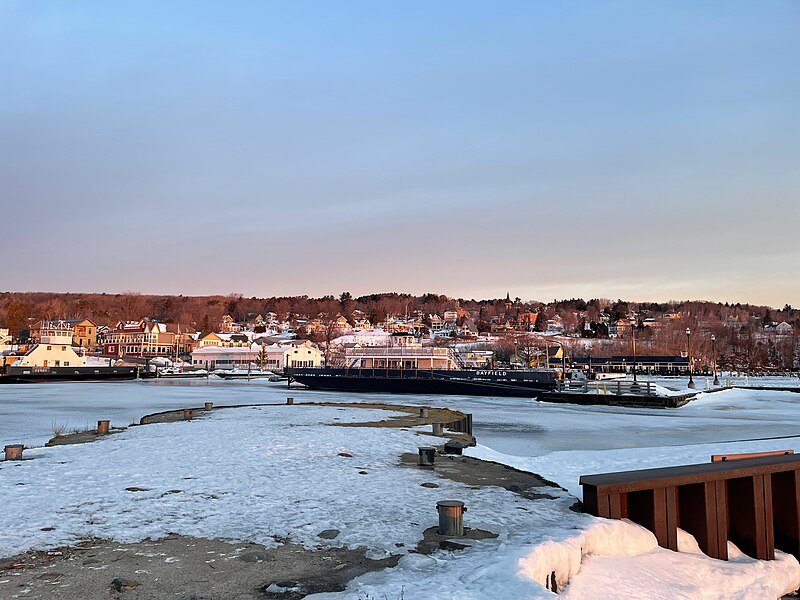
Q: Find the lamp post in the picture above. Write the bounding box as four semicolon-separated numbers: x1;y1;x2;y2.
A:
712;334;719;386
686;327;695;389
630;318;638;386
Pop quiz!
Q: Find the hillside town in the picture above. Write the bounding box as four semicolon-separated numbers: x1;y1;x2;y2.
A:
1;292;797;375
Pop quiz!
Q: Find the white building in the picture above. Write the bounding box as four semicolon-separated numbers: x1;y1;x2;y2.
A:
15;322;87;368
191;342;322;371
331;330;392;348
0;328;11;351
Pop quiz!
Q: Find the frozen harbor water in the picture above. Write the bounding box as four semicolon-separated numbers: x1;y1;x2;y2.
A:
3;377;800;459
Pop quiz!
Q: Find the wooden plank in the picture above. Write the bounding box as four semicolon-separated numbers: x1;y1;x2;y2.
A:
763;474;775;560
597;493;611;518
609;493;623;519
714;479;728;560
579;454;800;494
753;475;767;559
652;487;669;548
712;450;793;463
704;481;725;559
666;486;679;551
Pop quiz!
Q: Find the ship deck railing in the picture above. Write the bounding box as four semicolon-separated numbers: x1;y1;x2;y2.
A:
557;379;659;396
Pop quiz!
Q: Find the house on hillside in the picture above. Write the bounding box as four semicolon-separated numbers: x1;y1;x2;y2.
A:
765;321;794;337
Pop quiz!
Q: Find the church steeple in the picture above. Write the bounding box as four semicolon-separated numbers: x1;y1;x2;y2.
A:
505;292;512;312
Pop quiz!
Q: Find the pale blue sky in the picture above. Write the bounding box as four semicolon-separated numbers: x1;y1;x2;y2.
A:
1;1;798;306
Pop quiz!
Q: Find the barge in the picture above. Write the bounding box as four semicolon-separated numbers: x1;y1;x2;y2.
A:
0;365;139;383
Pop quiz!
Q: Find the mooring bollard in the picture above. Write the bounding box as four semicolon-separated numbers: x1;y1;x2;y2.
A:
4;444;24;461
437;500;466;536
287;397;294;405
419;407;429;418
183;409;193;420
418;446;436;467
432;423;444;436
97;420;110;434
443;441;465;455
204;402;213;411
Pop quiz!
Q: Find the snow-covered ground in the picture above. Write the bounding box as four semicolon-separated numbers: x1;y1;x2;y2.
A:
3;402;798;599
4;381;800;597
0;404;586;598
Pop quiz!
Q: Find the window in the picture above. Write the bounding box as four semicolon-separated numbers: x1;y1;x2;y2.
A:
64;362;70;366
62;346;66;351
47;346;52;351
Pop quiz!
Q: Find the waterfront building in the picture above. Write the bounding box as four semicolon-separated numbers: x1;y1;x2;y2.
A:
190;341;322;370
102;320;196;358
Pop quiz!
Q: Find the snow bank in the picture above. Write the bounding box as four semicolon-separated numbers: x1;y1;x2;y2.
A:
564;541;800;599
518;518;658;592
516;519;800;599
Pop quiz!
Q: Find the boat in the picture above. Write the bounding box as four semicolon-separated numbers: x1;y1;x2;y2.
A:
0;364;139;383
0;321;140;383
157;367;209;379
287;336;560;397
286;366;558;397
214;368;275;380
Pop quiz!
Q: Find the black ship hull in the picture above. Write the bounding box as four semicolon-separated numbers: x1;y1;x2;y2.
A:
0;365;139;383
286;368;558;397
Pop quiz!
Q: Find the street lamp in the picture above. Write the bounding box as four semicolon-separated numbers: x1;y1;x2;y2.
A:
711;334;719;386
686;327;695;389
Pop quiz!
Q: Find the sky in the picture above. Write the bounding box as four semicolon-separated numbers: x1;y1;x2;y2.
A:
1;1;798;307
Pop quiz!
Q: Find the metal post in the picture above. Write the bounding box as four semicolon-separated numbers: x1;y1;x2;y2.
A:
712;334;719;386
432;423;443;435
687;327;695;389
437;501;466;536
443;441;465;455
418;447;435;467
631;318;638;385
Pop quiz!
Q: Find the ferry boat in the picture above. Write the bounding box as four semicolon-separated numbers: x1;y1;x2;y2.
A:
287;335;557;397
0;364;139;383
0;321;139;383
287;366;558;397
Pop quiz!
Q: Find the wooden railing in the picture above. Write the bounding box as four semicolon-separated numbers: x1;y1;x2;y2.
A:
580;454;800;561
557;379;658;396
